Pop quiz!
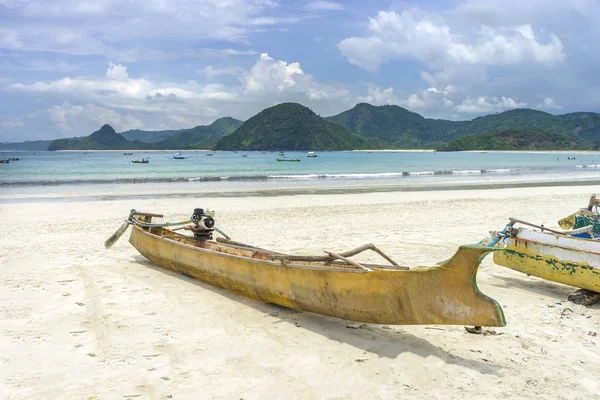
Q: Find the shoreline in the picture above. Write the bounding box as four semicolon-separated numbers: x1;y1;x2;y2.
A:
3;179;600;204
8;148;600;153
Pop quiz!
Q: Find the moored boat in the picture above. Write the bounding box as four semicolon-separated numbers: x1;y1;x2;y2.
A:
489;195;600;292
172;152;189;159
277;158;300;162
106;209;506;327
307;152;318;157
132;158;149;164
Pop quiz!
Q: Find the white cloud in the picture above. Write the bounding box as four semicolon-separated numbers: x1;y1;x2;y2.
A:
398;87;455;115
44;102;144;135
0;58;79;72
106;63;128;81
221;48;258;56
5;54;401;140
304;1;344;11
244;53;305;92
338;10;564;71
455;96;526;113
537;97;562;110
0;0;294;60
200;66;245;79
1;102;144;141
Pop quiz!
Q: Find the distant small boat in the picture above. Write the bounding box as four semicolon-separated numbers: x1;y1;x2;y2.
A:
123;152;133;155
172;152;189;159
277;158;300;162
307;152;317;158
207;153;214;156
7;157;20;161
279;152;285;156
241;154;248;157
0;159;9;164
132;158;149;164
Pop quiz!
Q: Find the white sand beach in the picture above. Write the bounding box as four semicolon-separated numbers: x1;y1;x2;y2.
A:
2;186;600;399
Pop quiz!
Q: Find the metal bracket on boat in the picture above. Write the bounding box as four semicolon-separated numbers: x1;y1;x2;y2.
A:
509;218;574;236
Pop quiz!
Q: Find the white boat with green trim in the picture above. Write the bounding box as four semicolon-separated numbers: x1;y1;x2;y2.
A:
490;195;600;293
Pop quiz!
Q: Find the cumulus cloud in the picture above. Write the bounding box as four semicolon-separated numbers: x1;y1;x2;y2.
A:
5;54;400;140
304;1;344;11
106;63;128;81
455;96;526;113
244;53;305;92
335;1;600;119
537;97;562;110
338;10;564;71
45;102;144;134
200;66;245;79
1;102;144;140
0;0;294;60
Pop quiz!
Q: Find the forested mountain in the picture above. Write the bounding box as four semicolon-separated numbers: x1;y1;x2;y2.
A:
0;140;52;150
18;103;600;151
326;105;600;149
441;128;586;151
215;103;367;150
47;125;150;150
155;117;242;149
326;103;466;148
120;128;179;143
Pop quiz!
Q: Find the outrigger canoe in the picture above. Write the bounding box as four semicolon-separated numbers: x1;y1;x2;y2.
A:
489;195;600;293
106;209;506;327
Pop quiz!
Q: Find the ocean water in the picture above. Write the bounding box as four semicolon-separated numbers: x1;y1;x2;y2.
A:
2;150;600;201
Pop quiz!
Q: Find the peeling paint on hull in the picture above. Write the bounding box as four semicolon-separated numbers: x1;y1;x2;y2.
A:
494;228;600;292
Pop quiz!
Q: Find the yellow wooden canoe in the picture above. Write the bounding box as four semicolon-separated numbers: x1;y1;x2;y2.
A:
124;212;505;327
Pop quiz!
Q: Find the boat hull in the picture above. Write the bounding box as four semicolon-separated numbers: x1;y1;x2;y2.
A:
494;228;600;292
129;226;505;326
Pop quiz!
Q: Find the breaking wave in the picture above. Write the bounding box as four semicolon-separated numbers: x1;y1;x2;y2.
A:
1;168;519;187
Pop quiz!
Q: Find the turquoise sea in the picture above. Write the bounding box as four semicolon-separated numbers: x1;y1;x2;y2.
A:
2;150;600;201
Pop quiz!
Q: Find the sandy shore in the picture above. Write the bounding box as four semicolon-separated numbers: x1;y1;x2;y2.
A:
2;186;600;399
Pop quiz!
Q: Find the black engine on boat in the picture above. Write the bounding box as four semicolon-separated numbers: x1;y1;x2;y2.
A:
191;208;215;240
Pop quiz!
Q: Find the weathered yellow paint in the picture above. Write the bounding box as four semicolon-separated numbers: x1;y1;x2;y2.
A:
130;225;506;326
494;244;600;292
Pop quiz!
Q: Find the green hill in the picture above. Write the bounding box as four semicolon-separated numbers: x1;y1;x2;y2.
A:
325;103;466;148
215;103;367;151
441;128;586;151
556;112;600;143
17;103;600;152
47;124;150;150
327;104;600;149
155;117;243;149
121;128;179;143
449;109;566;137
0;140;52;150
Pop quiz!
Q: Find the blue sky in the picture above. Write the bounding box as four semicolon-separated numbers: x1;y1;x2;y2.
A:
1;0;599;141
